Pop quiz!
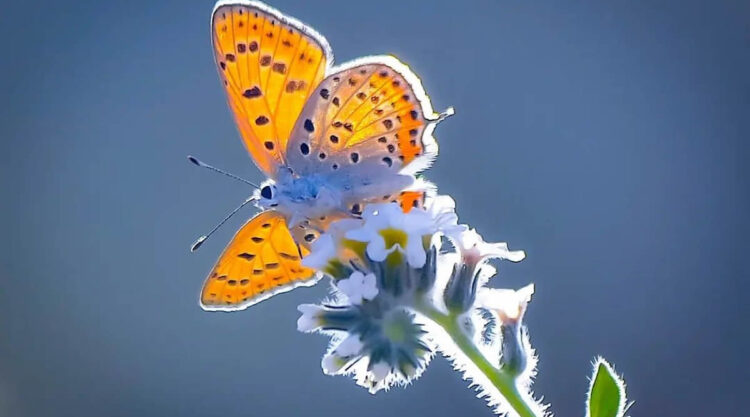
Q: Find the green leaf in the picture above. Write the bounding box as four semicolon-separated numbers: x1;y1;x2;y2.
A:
586;357;627;417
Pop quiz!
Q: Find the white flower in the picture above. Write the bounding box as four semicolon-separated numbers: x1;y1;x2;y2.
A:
345;203;435;268
301;234;336;269
336;271;379;304
477;283;534;323
425;194;467;238
302;218;363;269
452;228;526;265
303;196;463;272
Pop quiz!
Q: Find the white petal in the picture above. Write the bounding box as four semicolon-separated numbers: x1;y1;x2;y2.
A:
335;334;364;357
378;203;405;221
455;229;481;251
453;228;526;264
477;284;534;323
353;271;367;285
361;273;379;301
301;234;336;269
427;194;456;214
336;271;371;304
370;362;391;382
405;235;427;268
322;354;345;375
482;242;526;262
345;227;376;242
504;249;526;262
403;210;434;235
296;304;322;332
336;278;358;304
365;236;389;262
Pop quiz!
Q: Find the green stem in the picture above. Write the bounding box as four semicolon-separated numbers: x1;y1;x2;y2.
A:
415;301;539;417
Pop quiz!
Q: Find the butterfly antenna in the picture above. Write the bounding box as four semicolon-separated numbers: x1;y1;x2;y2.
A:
187;155;260;188
190;196;258;252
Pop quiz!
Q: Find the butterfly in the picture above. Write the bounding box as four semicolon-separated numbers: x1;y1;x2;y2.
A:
198;0;452;311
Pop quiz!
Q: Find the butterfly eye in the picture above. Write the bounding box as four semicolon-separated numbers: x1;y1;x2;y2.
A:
261;185;273;199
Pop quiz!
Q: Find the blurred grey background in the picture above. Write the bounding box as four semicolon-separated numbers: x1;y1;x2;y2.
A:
1;0;748;416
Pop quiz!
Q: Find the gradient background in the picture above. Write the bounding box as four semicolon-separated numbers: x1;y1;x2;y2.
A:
1;0;748;416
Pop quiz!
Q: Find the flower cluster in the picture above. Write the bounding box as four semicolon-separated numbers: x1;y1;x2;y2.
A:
296;196;544;415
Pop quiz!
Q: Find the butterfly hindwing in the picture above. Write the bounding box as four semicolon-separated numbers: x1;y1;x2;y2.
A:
212;1;332;176
200;210;318;311
285;56;443;179
358;177;435;213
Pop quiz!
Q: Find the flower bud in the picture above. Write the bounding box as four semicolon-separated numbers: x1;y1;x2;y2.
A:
443;261;477;313
477;284;534;375
499;320;528;375
337;271;379;304
416;244;438;293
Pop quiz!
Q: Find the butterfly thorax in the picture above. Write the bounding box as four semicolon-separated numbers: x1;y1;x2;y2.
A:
257;170;343;227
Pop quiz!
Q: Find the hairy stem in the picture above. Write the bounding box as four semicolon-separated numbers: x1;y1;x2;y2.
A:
415;301;539;417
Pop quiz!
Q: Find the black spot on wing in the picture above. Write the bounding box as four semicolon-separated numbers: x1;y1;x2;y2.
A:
243;86;262;98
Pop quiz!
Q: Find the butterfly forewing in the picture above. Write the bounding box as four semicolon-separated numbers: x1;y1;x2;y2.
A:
285;56;440;178
212;1;332;176
200;210;318;311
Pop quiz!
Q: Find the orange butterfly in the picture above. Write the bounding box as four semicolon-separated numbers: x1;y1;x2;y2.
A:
197;0;452;311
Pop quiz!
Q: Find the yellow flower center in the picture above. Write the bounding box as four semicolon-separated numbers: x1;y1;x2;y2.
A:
379;228;408;249
341;238;368;259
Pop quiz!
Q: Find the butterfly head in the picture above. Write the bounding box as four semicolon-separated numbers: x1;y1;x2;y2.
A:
254;170;344;224
255;180;279;209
